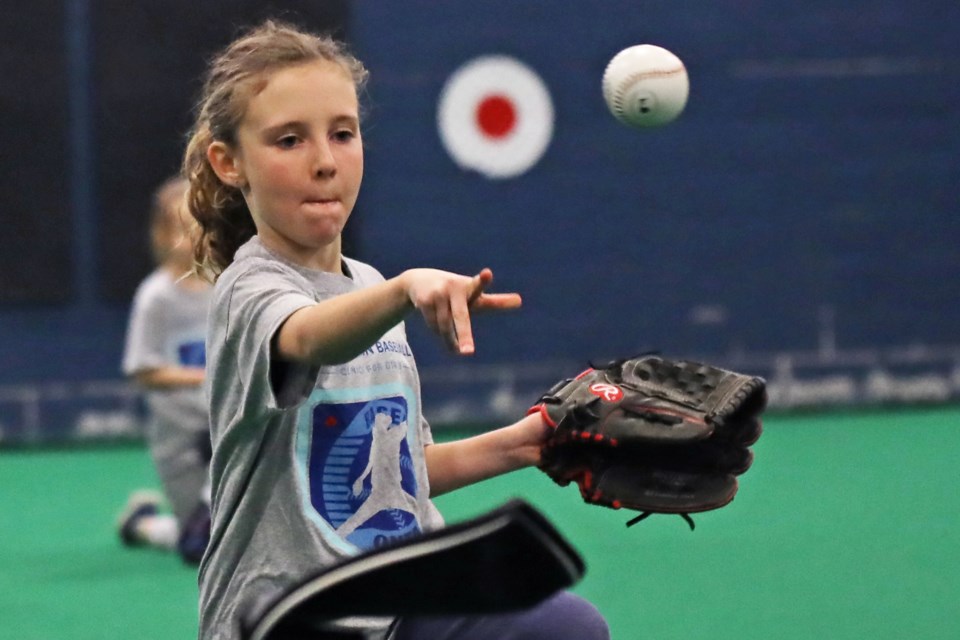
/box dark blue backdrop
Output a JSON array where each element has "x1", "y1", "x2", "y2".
[
  {"x1": 351, "y1": 0, "x2": 960, "y2": 366},
  {"x1": 1, "y1": 1, "x2": 958, "y2": 441}
]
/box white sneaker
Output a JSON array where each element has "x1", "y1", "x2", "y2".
[{"x1": 117, "y1": 489, "x2": 164, "y2": 546}]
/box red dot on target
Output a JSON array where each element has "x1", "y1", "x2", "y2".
[
  {"x1": 325, "y1": 416, "x2": 338, "y2": 427},
  {"x1": 475, "y1": 94, "x2": 516, "y2": 139}
]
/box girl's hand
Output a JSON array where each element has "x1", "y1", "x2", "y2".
[
  {"x1": 403, "y1": 267, "x2": 522, "y2": 354},
  {"x1": 512, "y1": 411, "x2": 553, "y2": 467}
]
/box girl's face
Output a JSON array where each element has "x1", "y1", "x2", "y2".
[{"x1": 213, "y1": 60, "x2": 363, "y2": 270}]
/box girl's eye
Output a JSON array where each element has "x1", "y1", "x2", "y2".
[
  {"x1": 333, "y1": 130, "x2": 356, "y2": 143},
  {"x1": 276, "y1": 135, "x2": 300, "y2": 148}
]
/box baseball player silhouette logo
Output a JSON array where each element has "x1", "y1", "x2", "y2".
[{"x1": 308, "y1": 397, "x2": 421, "y2": 549}]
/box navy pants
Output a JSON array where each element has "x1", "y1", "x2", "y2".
[{"x1": 392, "y1": 591, "x2": 610, "y2": 640}]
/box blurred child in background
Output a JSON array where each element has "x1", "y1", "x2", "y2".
[{"x1": 116, "y1": 175, "x2": 212, "y2": 565}]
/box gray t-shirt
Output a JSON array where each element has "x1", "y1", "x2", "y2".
[
  {"x1": 199, "y1": 238, "x2": 444, "y2": 640},
  {"x1": 122, "y1": 268, "x2": 212, "y2": 523},
  {"x1": 123, "y1": 268, "x2": 210, "y2": 434}
]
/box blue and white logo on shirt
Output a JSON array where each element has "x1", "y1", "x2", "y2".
[
  {"x1": 302, "y1": 391, "x2": 422, "y2": 550},
  {"x1": 178, "y1": 340, "x2": 206, "y2": 367}
]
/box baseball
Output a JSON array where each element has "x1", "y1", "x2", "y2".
[{"x1": 602, "y1": 44, "x2": 689, "y2": 129}]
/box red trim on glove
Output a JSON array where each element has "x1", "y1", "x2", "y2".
[{"x1": 527, "y1": 403, "x2": 557, "y2": 428}]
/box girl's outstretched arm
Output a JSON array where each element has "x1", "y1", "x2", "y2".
[
  {"x1": 424, "y1": 412, "x2": 550, "y2": 497},
  {"x1": 275, "y1": 267, "x2": 521, "y2": 365}
]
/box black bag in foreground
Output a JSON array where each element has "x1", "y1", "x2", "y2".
[{"x1": 243, "y1": 499, "x2": 584, "y2": 640}]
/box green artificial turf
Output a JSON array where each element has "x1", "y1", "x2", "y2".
[{"x1": 2, "y1": 406, "x2": 958, "y2": 639}]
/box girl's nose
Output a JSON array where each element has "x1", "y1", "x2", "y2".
[{"x1": 313, "y1": 141, "x2": 337, "y2": 177}]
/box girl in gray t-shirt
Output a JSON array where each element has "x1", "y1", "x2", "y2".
[{"x1": 182, "y1": 20, "x2": 608, "y2": 640}]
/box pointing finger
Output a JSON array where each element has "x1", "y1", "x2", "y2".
[
  {"x1": 472, "y1": 292, "x2": 523, "y2": 311},
  {"x1": 451, "y1": 292, "x2": 475, "y2": 355}
]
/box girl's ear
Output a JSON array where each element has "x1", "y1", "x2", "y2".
[{"x1": 206, "y1": 141, "x2": 247, "y2": 189}]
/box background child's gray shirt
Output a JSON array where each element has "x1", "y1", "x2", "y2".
[
  {"x1": 199, "y1": 237, "x2": 444, "y2": 640},
  {"x1": 122, "y1": 268, "x2": 211, "y2": 524}
]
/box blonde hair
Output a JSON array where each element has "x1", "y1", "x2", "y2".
[
  {"x1": 149, "y1": 175, "x2": 191, "y2": 265},
  {"x1": 182, "y1": 19, "x2": 368, "y2": 279}
]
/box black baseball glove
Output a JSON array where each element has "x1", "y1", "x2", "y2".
[{"x1": 529, "y1": 355, "x2": 767, "y2": 529}]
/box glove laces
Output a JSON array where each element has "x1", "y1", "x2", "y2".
[{"x1": 626, "y1": 511, "x2": 696, "y2": 531}]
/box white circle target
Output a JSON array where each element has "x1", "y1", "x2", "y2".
[{"x1": 437, "y1": 55, "x2": 554, "y2": 179}]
